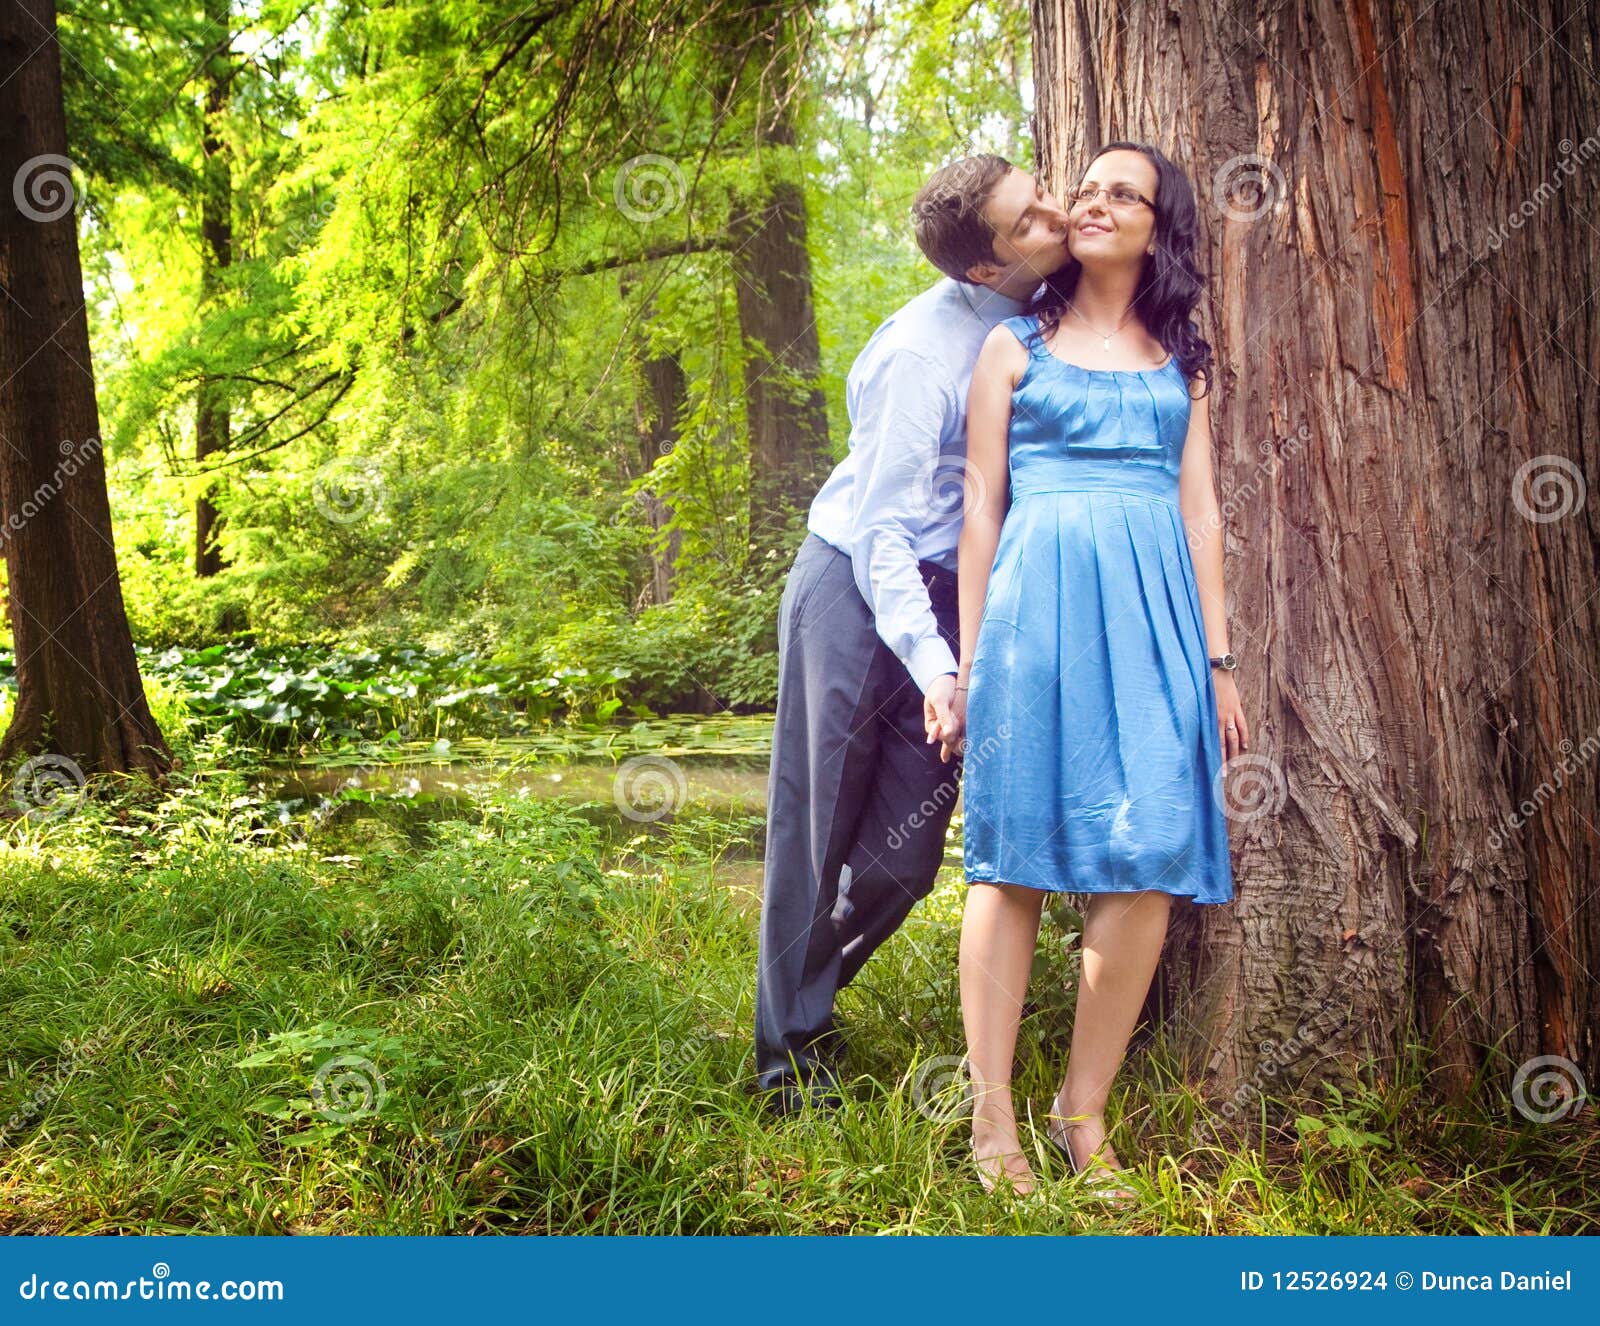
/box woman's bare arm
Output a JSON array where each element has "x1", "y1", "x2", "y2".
[{"x1": 1177, "y1": 375, "x2": 1250, "y2": 759}]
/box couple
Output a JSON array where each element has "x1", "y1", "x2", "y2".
[{"x1": 753, "y1": 143, "x2": 1246, "y2": 1200}]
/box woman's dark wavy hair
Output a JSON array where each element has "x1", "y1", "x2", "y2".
[{"x1": 1026, "y1": 141, "x2": 1214, "y2": 395}]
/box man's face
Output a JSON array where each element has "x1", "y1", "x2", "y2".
[{"x1": 966, "y1": 168, "x2": 1073, "y2": 285}]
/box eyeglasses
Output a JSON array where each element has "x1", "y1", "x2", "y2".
[{"x1": 1070, "y1": 185, "x2": 1154, "y2": 209}]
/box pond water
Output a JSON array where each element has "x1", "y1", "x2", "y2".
[
  {"x1": 256, "y1": 713, "x2": 966, "y2": 913},
  {"x1": 271, "y1": 757, "x2": 772, "y2": 815},
  {"x1": 261, "y1": 713, "x2": 778, "y2": 817}
]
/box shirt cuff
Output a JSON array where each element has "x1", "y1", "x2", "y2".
[{"x1": 906, "y1": 636, "x2": 959, "y2": 694}]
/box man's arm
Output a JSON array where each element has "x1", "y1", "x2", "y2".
[{"x1": 845, "y1": 347, "x2": 960, "y2": 693}]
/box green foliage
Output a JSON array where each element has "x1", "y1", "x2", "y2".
[
  {"x1": 62, "y1": 1, "x2": 1034, "y2": 719},
  {"x1": 0, "y1": 752, "x2": 1592, "y2": 1233}
]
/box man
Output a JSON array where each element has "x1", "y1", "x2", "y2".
[{"x1": 754, "y1": 154, "x2": 1075, "y2": 1113}]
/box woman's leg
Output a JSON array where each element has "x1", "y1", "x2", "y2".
[
  {"x1": 960, "y1": 880, "x2": 1047, "y2": 1189},
  {"x1": 1051, "y1": 890, "x2": 1172, "y2": 1170}
]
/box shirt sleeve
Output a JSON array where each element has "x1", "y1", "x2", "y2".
[{"x1": 844, "y1": 347, "x2": 960, "y2": 693}]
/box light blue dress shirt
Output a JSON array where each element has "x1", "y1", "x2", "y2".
[{"x1": 807, "y1": 276, "x2": 1032, "y2": 693}]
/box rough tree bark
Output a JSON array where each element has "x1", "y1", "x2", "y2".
[
  {"x1": 718, "y1": 2, "x2": 832, "y2": 555},
  {"x1": 1033, "y1": 0, "x2": 1599, "y2": 1115},
  {"x1": 0, "y1": 0, "x2": 171, "y2": 778},
  {"x1": 195, "y1": 0, "x2": 233, "y2": 579},
  {"x1": 635, "y1": 348, "x2": 686, "y2": 608}
]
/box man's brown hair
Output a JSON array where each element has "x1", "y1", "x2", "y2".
[{"x1": 911, "y1": 154, "x2": 1016, "y2": 283}]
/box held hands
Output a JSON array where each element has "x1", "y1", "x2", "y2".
[
  {"x1": 929, "y1": 667, "x2": 1249, "y2": 763},
  {"x1": 922, "y1": 673, "x2": 964, "y2": 764},
  {"x1": 942, "y1": 685, "x2": 967, "y2": 763},
  {"x1": 1214, "y1": 670, "x2": 1249, "y2": 762},
  {"x1": 923, "y1": 673, "x2": 966, "y2": 764}
]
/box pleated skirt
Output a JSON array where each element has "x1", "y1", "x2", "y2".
[{"x1": 960, "y1": 488, "x2": 1235, "y2": 902}]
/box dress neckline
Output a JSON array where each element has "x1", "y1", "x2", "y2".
[{"x1": 1025, "y1": 312, "x2": 1174, "y2": 376}]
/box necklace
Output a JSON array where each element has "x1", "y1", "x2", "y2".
[{"x1": 1065, "y1": 300, "x2": 1133, "y2": 353}]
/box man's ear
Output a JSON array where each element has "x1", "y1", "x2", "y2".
[{"x1": 963, "y1": 259, "x2": 1004, "y2": 285}]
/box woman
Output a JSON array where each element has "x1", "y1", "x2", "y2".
[{"x1": 944, "y1": 142, "x2": 1247, "y2": 1198}]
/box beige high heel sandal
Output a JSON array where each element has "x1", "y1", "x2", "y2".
[{"x1": 1043, "y1": 1096, "x2": 1139, "y2": 1207}]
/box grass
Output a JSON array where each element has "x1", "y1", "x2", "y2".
[{"x1": 0, "y1": 741, "x2": 1593, "y2": 1234}]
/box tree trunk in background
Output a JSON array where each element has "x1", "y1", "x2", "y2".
[
  {"x1": 636, "y1": 349, "x2": 686, "y2": 607},
  {"x1": 194, "y1": 0, "x2": 232, "y2": 578},
  {"x1": 0, "y1": 0, "x2": 171, "y2": 778},
  {"x1": 1033, "y1": 0, "x2": 1599, "y2": 1116},
  {"x1": 618, "y1": 273, "x2": 685, "y2": 608},
  {"x1": 721, "y1": 3, "x2": 831, "y2": 555}
]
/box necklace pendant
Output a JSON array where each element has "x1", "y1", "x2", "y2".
[{"x1": 1102, "y1": 335, "x2": 1112, "y2": 351}]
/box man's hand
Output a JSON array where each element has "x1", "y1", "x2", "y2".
[
  {"x1": 940, "y1": 685, "x2": 967, "y2": 763},
  {"x1": 923, "y1": 673, "x2": 959, "y2": 763},
  {"x1": 924, "y1": 673, "x2": 968, "y2": 764}
]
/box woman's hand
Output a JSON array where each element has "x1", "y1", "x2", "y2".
[
  {"x1": 938, "y1": 685, "x2": 968, "y2": 763},
  {"x1": 1214, "y1": 670, "x2": 1249, "y2": 762}
]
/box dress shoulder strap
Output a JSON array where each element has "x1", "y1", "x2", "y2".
[{"x1": 999, "y1": 312, "x2": 1045, "y2": 358}]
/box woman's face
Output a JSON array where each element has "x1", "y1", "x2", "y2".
[{"x1": 1066, "y1": 150, "x2": 1159, "y2": 266}]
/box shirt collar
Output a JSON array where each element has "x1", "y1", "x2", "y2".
[{"x1": 956, "y1": 277, "x2": 1036, "y2": 323}]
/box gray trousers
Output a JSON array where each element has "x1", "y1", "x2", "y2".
[{"x1": 754, "y1": 532, "x2": 963, "y2": 1093}]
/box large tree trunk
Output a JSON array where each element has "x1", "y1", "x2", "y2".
[
  {"x1": 635, "y1": 348, "x2": 685, "y2": 608},
  {"x1": 0, "y1": 0, "x2": 171, "y2": 779},
  {"x1": 1034, "y1": 0, "x2": 1599, "y2": 1115},
  {"x1": 194, "y1": 0, "x2": 233, "y2": 579},
  {"x1": 720, "y1": 3, "x2": 831, "y2": 555}
]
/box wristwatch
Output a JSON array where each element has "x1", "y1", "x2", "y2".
[{"x1": 1209, "y1": 652, "x2": 1238, "y2": 671}]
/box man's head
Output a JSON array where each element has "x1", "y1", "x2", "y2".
[{"x1": 912, "y1": 155, "x2": 1073, "y2": 295}]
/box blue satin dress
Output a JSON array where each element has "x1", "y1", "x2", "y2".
[{"x1": 960, "y1": 313, "x2": 1234, "y2": 903}]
